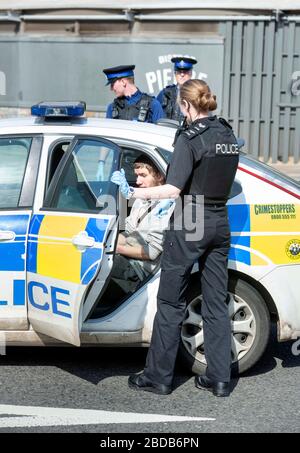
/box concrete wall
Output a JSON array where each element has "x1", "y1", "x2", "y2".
[{"x1": 0, "y1": 12, "x2": 299, "y2": 162}]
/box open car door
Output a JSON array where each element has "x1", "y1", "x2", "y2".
[
  {"x1": 27, "y1": 136, "x2": 121, "y2": 346},
  {"x1": 0, "y1": 135, "x2": 42, "y2": 330}
]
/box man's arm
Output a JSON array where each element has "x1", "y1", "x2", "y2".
[
  {"x1": 116, "y1": 242, "x2": 150, "y2": 260},
  {"x1": 117, "y1": 233, "x2": 127, "y2": 246}
]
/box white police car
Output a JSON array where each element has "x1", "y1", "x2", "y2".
[{"x1": 0, "y1": 102, "x2": 299, "y2": 375}]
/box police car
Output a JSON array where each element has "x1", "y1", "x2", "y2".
[{"x1": 0, "y1": 101, "x2": 299, "y2": 375}]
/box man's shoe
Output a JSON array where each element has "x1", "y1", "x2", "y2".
[
  {"x1": 128, "y1": 373, "x2": 172, "y2": 395},
  {"x1": 195, "y1": 375, "x2": 230, "y2": 397}
]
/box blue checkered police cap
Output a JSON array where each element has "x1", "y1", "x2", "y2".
[
  {"x1": 171, "y1": 56, "x2": 197, "y2": 71},
  {"x1": 103, "y1": 65, "x2": 135, "y2": 85}
]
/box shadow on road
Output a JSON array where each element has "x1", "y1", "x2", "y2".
[
  {"x1": 0, "y1": 345, "x2": 192, "y2": 387},
  {"x1": 1, "y1": 322, "x2": 299, "y2": 388},
  {"x1": 241, "y1": 324, "x2": 300, "y2": 379}
]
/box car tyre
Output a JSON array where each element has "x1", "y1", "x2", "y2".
[{"x1": 179, "y1": 277, "x2": 271, "y2": 376}]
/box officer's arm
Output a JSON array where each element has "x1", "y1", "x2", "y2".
[
  {"x1": 156, "y1": 90, "x2": 164, "y2": 103},
  {"x1": 132, "y1": 183, "x2": 181, "y2": 200},
  {"x1": 151, "y1": 99, "x2": 165, "y2": 122},
  {"x1": 106, "y1": 103, "x2": 113, "y2": 118}
]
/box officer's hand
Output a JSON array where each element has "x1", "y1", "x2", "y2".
[
  {"x1": 154, "y1": 199, "x2": 175, "y2": 218},
  {"x1": 111, "y1": 169, "x2": 134, "y2": 199}
]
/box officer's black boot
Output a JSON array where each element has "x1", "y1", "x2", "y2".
[
  {"x1": 128, "y1": 373, "x2": 172, "y2": 395},
  {"x1": 194, "y1": 375, "x2": 230, "y2": 397}
]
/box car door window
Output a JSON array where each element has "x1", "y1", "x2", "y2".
[
  {"x1": 121, "y1": 148, "x2": 140, "y2": 186},
  {"x1": 0, "y1": 137, "x2": 31, "y2": 208},
  {"x1": 121, "y1": 146, "x2": 165, "y2": 186},
  {"x1": 46, "y1": 138, "x2": 120, "y2": 213},
  {"x1": 47, "y1": 140, "x2": 71, "y2": 188}
]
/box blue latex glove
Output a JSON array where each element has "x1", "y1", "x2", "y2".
[
  {"x1": 111, "y1": 168, "x2": 134, "y2": 199},
  {"x1": 154, "y1": 199, "x2": 175, "y2": 218}
]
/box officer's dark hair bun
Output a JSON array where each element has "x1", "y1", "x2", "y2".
[{"x1": 179, "y1": 79, "x2": 217, "y2": 112}]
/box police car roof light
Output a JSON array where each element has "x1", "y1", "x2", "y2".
[{"x1": 31, "y1": 101, "x2": 86, "y2": 118}]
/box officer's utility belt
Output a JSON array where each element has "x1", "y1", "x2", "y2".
[
  {"x1": 204, "y1": 202, "x2": 226, "y2": 207},
  {"x1": 187, "y1": 194, "x2": 226, "y2": 207},
  {"x1": 204, "y1": 204, "x2": 227, "y2": 210}
]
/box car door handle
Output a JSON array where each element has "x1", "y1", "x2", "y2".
[
  {"x1": 0, "y1": 230, "x2": 15, "y2": 241},
  {"x1": 72, "y1": 232, "x2": 95, "y2": 250}
]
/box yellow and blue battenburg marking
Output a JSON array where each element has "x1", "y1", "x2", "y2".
[
  {"x1": 0, "y1": 214, "x2": 29, "y2": 306},
  {"x1": 0, "y1": 215, "x2": 29, "y2": 271},
  {"x1": 228, "y1": 204, "x2": 251, "y2": 265},
  {"x1": 228, "y1": 204, "x2": 300, "y2": 265},
  {"x1": 27, "y1": 214, "x2": 109, "y2": 284}
]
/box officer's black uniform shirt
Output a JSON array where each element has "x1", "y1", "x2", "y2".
[{"x1": 166, "y1": 116, "x2": 239, "y2": 204}]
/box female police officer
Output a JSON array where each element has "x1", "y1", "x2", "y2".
[{"x1": 111, "y1": 80, "x2": 239, "y2": 397}]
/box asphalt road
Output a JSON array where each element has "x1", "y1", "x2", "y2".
[{"x1": 0, "y1": 325, "x2": 299, "y2": 434}]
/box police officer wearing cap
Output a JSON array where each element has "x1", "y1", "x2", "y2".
[
  {"x1": 111, "y1": 79, "x2": 239, "y2": 397},
  {"x1": 157, "y1": 56, "x2": 197, "y2": 122},
  {"x1": 103, "y1": 65, "x2": 164, "y2": 123}
]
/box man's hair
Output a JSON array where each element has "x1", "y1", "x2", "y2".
[
  {"x1": 133, "y1": 155, "x2": 165, "y2": 183},
  {"x1": 124, "y1": 76, "x2": 135, "y2": 85}
]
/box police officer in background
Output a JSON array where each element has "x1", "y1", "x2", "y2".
[
  {"x1": 103, "y1": 65, "x2": 164, "y2": 123},
  {"x1": 156, "y1": 56, "x2": 197, "y2": 122},
  {"x1": 111, "y1": 79, "x2": 239, "y2": 397}
]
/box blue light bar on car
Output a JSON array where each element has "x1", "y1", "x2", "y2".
[{"x1": 31, "y1": 101, "x2": 86, "y2": 117}]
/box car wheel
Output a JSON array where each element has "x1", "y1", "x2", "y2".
[{"x1": 179, "y1": 277, "x2": 271, "y2": 375}]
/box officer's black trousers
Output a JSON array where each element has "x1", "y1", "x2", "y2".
[{"x1": 143, "y1": 206, "x2": 232, "y2": 386}]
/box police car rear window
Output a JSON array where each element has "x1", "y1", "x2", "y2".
[
  {"x1": 0, "y1": 137, "x2": 31, "y2": 209},
  {"x1": 240, "y1": 153, "x2": 300, "y2": 194}
]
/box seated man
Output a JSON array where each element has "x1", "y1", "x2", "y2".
[{"x1": 110, "y1": 155, "x2": 174, "y2": 295}]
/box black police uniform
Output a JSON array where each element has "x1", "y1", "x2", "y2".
[
  {"x1": 157, "y1": 84, "x2": 182, "y2": 121},
  {"x1": 143, "y1": 115, "x2": 239, "y2": 387},
  {"x1": 157, "y1": 56, "x2": 197, "y2": 122}
]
